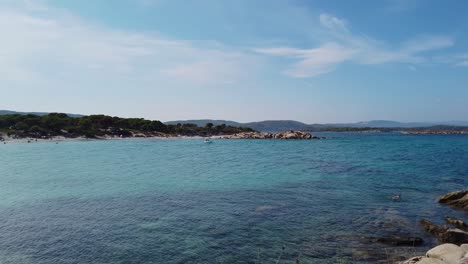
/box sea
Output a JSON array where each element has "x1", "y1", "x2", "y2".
[{"x1": 0, "y1": 133, "x2": 467, "y2": 263}]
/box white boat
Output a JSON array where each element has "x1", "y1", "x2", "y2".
[{"x1": 204, "y1": 138, "x2": 212, "y2": 143}]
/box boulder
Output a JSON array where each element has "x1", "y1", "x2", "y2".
[
  {"x1": 438, "y1": 190, "x2": 468, "y2": 210},
  {"x1": 421, "y1": 219, "x2": 449, "y2": 236},
  {"x1": 440, "y1": 229, "x2": 468, "y2": 245},
  {"x1": 460, "y1": 244, "x2": 468, "y2": 252},
  {"x1": 273, "y1": 131, "x2": 314, "y2": 140},
  {"x1": 426, "y1": 243, "x2": 465, "y2": 264},
  {"x1": 445, "y1": 217, "x2": 468, "y2": 231},
  {"x1": 421, "y1": 219, "x2": 468, "y2": 245}
]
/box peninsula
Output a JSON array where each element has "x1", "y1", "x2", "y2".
[
  {"x1": 0, "y1": 113, "x2": 254, "y2": 140},
  {"x1": 0, "y1": 113, "x2": 318, "y2": 141}
]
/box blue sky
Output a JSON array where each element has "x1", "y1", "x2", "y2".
[{"x1": 1, "y1": 0, "x2": 467, "y2": 123}]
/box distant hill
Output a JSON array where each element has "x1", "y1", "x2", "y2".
[
  {"x1": 243, "y1": 120, "x2": 312, "y2": 132},
  {"x1": 328, "y1": 120, "x2": 468, "y2": 128},
  {"x1": 0, "y1": 110, "x2": 83, "y2": 118},
  {"x1": 165, "y1": 119, "x2": 468, "y2": 132},
  {"x1": 0, "y1": 113, "x2": 253, "y2": 139},
  {"x1": 4, "y1": 111, "x2": 468, "y2": 131},
  {"x1": 165, "y1": 119, "x2": 242, "y2": 127},
  {"x1": 165, "y1": 119, "x2": 313, "y2": 132}
]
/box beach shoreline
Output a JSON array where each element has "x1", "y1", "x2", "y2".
[
  {"x1": 0, "y1": 134, "x2": 235, "y2": 144},
  {"x1": 0, "y1": 130, "x2": 321, "y2": 143}
]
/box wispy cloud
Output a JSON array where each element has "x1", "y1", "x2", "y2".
[
  {"x1": 256, "y1": 43, "x2": 356, "y2": 77},
  {"x1": 255, "y1": 13, "x2": 454, "y2": 77},
  {"x1": 0, "y1": 1, "x2": 257, "y2": 86},
  {"x1": 454, "y1": 54, "x2": 468, "y2": 67},
  {"x1": 434, "y1": 53, "x2": 468, "y2": 67},
  {"x1": 319, "y1": 14, "x2": 349, "y2": 33}
]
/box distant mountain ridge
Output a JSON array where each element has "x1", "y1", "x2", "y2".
[
  {"x1": 0, "y1": 110, "x2": 83, "y2": 118},
  {"x1": 165, "y1": 119, "x2": 314, "y2": 132},
  {"x1": 332, "y1": 120, "x2": 468, "y2": 128},
  {"x1": 166, "y1": 119, "x2": 468, "y2": 132},
  {"x1": 165, "y1": 119, "x2": 242, "y2": 127},
  {"x1": 2, "y1": 110, "x2": 467, "y2": 132}
]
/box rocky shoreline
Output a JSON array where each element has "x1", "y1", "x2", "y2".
[
  {"x1": 400, "y1": 244, "x2": 468, "y2": 264},
  {"x1": 399, "y1": 190, "x2": 468, "y2": 263},
  {"x1": 221, "y1": 130, "x2": 323, "y2": 140},
  {"x1": 0, "y1": 130, "x2": 322, "y2": 143}
]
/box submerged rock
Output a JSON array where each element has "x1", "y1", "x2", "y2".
[
  {"x1": 440, "y1": 229, "x2": 468, "y2": 245},
  {"x1": 376, "y1": 236, "x2": 423, "y2": 246},
  {"x1": 420, "y1": 219, "x2": 468, "y2": 245},
  {"x1": 421, "y1": 219, "x2": 449, "y2": 236},
  {"x1": 445, "y1": 217, "x2": 468, "y2": 231}
]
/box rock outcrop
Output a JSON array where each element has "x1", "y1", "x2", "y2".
[
  {"x1": 446, "y1": 217, "x2": 468, "y2": 232},
  {"x1": 421, "y1": 219, "x2": 449, "y2": 237},
  {"x1": 420, "y1": 219, "x2": 468, "y2": 245},
  {"x1": 223, "y1": 130, "x2": 321, "y2": 140},
  {"x1": 402, "y1": 191, "x2": 468, "y2": 263},
  {"x1": 438, "y1": 190, "x2": 468, "y2": 210},
  {"x1": 399, "y1": 243, "x2": 468, "y2": 264}
]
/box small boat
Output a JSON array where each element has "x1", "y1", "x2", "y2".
[
  {"x1": 392, "y1": 194, "x2": 401, "y2": 202},
  {"x1": 204, "y1": 138, "x2": 212, "y2": 144}
]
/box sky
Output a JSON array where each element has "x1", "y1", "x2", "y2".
[{"x1": 1, "y1": 0, "x2": 468, "y2": 123}]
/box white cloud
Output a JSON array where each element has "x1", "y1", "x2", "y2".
[
  {"x1": 256, "y1": 43, "x2": 356, "y2": 77},
  {"x1": 402, "y1": 35, "x2": 454, "y2": 53},
  {"x1": 432, "y1": 53, "x2": 468, "y2": 67},
  {"x1": 255, "y1": 13, "x2": 455, "y2": 77},
  {"x1": 0, "y1": 2, "x2": 257, "y2": 87},
  {"x1": 319, "y1": 14, "x2": 349, "y2": 33},
  {"x1": 455, "y1": 54, "x2": 468, "y2": 67}
]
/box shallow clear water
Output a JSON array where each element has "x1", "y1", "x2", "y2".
[{"x1": 0, "y1": 133, "x2": 467, "y2": 263}]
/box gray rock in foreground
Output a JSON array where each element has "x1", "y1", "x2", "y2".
[{"x1": 399, "y1": 243, "x2": 468, "y2": 264}]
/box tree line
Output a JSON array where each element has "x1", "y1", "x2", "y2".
[{"x1": 0, "y1": 113, "x2": 254, "y2": 138}]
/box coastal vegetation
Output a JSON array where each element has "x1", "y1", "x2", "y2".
[
  {"x1": 0, "y1": 113, "x2": 254, "y2": 139},
  {"x1": 1, "y1": 112, "x2": 467, "y2": 140}
]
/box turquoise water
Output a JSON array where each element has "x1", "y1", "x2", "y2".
[{"x1": 0, "y1": 133, "x2": 467, "y2": 263}]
